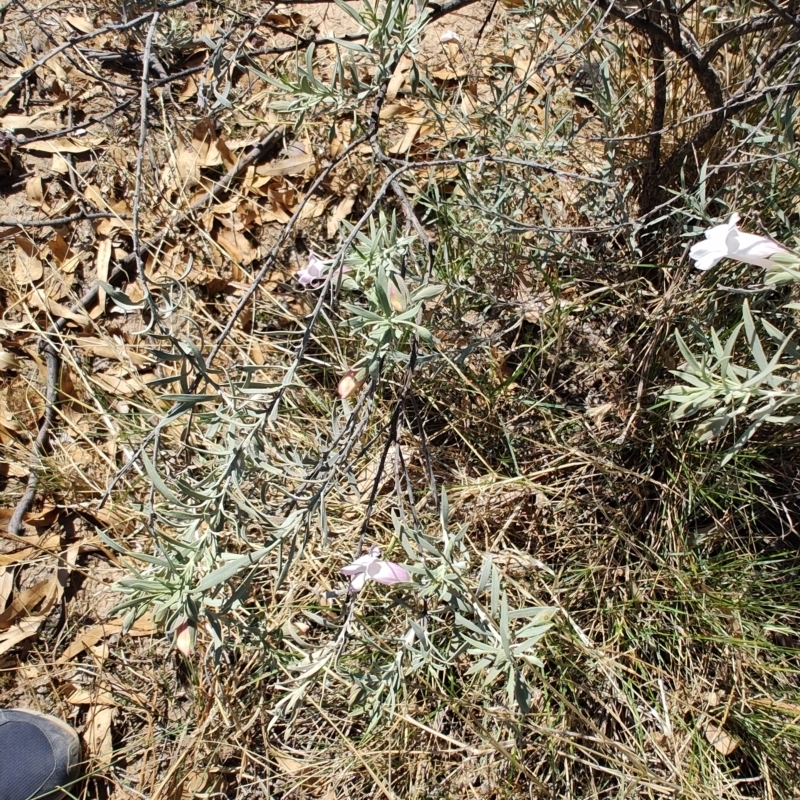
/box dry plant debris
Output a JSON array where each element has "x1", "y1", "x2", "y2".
[{"x1": 2, "y1": 0, "x2": 800, "y2": 798}]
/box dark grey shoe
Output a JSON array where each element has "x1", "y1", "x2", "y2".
[{"x1": 0, "y1": 709, "x2": 81, "y2": 800}]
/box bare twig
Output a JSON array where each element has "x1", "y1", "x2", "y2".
[
  {"x1": 131, "y1": 12, "x2": 161, "y2": 324},
  {"x1": 0, "y1": 211, "x2": 131, "y2": 228},
  {"x1": 474, "y1": 0, "x2": 498, "y2": 45},
  {"x1": 427, "y1": 0, "x2": 481, "y2": 21},
  {"x1": 639, "y1": 12, "x2": 668, "y2": 216},
  {"x1": 381, "y1": 153, "x2": 615, "y2": 185},
  {"x1": 701, "y1": 13, "x2": 785, "y2": 65}
]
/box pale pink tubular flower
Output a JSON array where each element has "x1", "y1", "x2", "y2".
[
  {"x1": 296, "y1": 251, "x2": 329, "y2": 287},
  {"x1": 174, "y1": 617, "x2": 196, "y2": 657},
  {"x1": 337, "y1": 365, "x2": 368, "y2": 400},
  {"x1": 340, "y1": 545, "x2": 411, "y2": 593},
  {"x1": 296, "y1": 251, "x2": 350, "y2": 288},
  {"x1": 337, "y1": 370, "x2": 360, "y2": 399},
  {"x1": 689, "y1": 213, "x2": 790, "y2": 271}
]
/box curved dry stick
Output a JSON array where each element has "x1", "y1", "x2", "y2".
[{"x1": 7, "y1": 341, "x2": 59, "y2": 534}]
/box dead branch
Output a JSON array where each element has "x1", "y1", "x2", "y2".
[
  {"x1": 0, "y1": 212, "x2": 131, "y2": 228},
  {"x1": 131, "y1": 12, "x2": 162, "y2": 324}
]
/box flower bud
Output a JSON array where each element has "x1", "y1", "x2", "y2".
[
  {"x1": 388, "y1": 280, "x2": 407, "y2": 313},
  {"x1": 337, "y1": 367, "x2": 366, "y2": 399},
  {"x1": 174, "y1": 618, "x2": 196, "y2": 657},
  {"x1": 337, "y1": 369, "x2": 358, "y2": 400}
]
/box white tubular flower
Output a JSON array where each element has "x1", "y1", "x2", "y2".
[
  {"x1": 340, "y1": 545, "x2": 411, "y2": 593},
  {"x1": 689, "y1": 213, "x2": 790, "y2": 271}
]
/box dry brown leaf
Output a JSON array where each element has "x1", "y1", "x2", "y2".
[
  {"x1": 0, "y1": 462, "x2": 27, "y2": 478},
  {"x1": 95, "y1": 199, "x2": 132, "y2": 236},
  {"x1": 386, "y1": 55, "x2": 412, "y2": 103},
  {"x1": 148, "y1": 246, "x2": 192, "y2": 280},
  {"x1": 0, "y1": 225, "x2": 22, "y2": 240},
  {"x1": 329, "y1": 136, "x2": 344, "y2": 158},
  {"x1": 250, "y1": 341, "x2": 265, "y2": 365},
  {"x1": 430, "y1": 66, "x2": 469, "y2": 81},
  {"x1": 51, "y1": 153, "x2": 70, "y2": 174},
  {"x1": 107, "y1": 146, "x2": 129, "y2": 170},
  {"x1": 174, "y1": 146, "x2": 200, "y2": 185},
  {"x1": 74, "y1": 336, "x2": 150, "y2": 367},
  {"x1": 299, "y1": 196, "x2": 328, "y2": 220},
  {"x1": 207, "y1": 134, "x2": 236, "y2": 170},
  {"x1": 20, "y1": 137, "x2": 103, "y2": 154},
  {"x1": 83, "y1": 184, "x2": 106, "y2": 210},
  {"x1": 379, "y1": 102, "x2": 418, "y2": 121},
  {"x1": 0, "y1": 532, "x2": 61, "y2": 565},
  {"x1": 0, "y1": 346, "x2": 19, "y2": 371},
  {"x1": 255, "y1": 151, "x2": 315, "y2": 178},
  {"x1": 0, "y1": 568, "x2": 12, "y2": 611},
  {"x1": 491, "y1": 551, "x2": 553, "y2": 578},
  {"x1": 216, "y1": 228, "x2": 257, "y2": 265},
  {"x1": 66, "y1": 687, "x2": 116, "y2": 706},
  {"x1": 20, "y1": 506, "x2": 59, "y2": 528},
  {"x1": 14, "y1": 236, "x2": 44, "y2": 283},
  {"x1": 274, "y1": 754, "x2": 308, "y2": 774},
  {"x1": 78, "y1": 503, "x2": 136, "y2": 535},
  {"x1": 0, "y1": 112, "x2": 61, "y2": 133},
  {"x1": 48, "y1": 234, "x2": 81, "y2": 274},
  {"x1": 0, "y1": 396, "x2": 23, "y2": 435},
  {"x1": 0, "y1": 615, "x2": 46, "y2": 655},
  {"x1": 191, "y1": 119, "x2": 220, "y2": 167},
  {"x1": 14, "y1": 252, "x2": 44, "y2": 283},
  {"x1": 173, "y1": 119, "x2": 225, "y2": 183},
  {"x1": 388, "y1": 123, "x2": 421, "y2": 155},
  {"x1": 586, "y1": 402, "x2": 615, "y2": 427},
  {"x1": 327, "y1": 195, "x2": 355, "y2": 237},
  {"x1": 27, "y1": 293, "x2": 89, "y2": 326},
  {"x1": 57, "y1": 615, "x2": 156, "y2": 663},
  {"x1": 25, "y1": 177, "x2": 45, "y2": 208},
  {"x1": 48, "y1": 233, "x2": 71, "y2": 262},
  {"x1": 91, "y1": 370, "x2": 145, "y2": 397},
  {"x1": 264, "y1": 10, "x2": 305, "y2": 26},
  {"x1": 85, "y1": 704, "x2": 115, "y2": 762},
  {"x1": 64, "y1": 14, "x2": 95, "y2": 33},
  {"x1": 2, "y1": 546, "x2": 71, "y2": 625},
  {"x1": 461, "y1": 87, "x2": 479, "y2": 118},
  {"x1": 0, "y1": 580, "x2": 52, "y2": 630},
  {"x1": 178, "y1": 75, "x2": 198, "y2": 102},
  {"x1": 95, "y1": 238, "x2": 112, "y2": 313},
  {"x1": 704, "y1": 720, "x2": 739, "y2": 756}
]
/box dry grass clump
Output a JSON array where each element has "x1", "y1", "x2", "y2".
[{"x1": 2, "y1": 0, "x2": 800, "y2": 798}]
